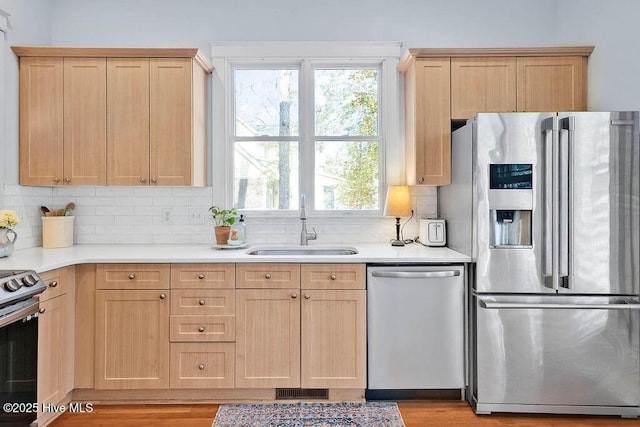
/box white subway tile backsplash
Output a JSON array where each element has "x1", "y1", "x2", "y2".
[{"x1": 2, "y1": 184, "x2": 437, "y2": 248}]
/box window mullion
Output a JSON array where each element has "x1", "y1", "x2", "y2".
[{"x1": 300, "y1": 59, "x2": 315, "y2": 212}]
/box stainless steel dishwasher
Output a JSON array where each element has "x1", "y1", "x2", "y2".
[{"x1": 367, "y1": 265, "x2": 465, "y2": 390}]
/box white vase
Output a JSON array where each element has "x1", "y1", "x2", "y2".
[{"x1": 0, "y1": 228, "x2": 17, "y2": 258}]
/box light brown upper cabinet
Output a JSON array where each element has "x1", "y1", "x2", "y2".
[
  {"x1": 402, "y1": 58, "x2": 451, "y2": 186},
  {"x1": 516, "y1": 56, "x2": 586, "y2": 112},
  {"x1": 451, "y1": 57, "x2": 517, "y2": 120},
  {"x1": 399, "y1": 46, "x2": 593, "y2": 186},
  {"x1": 18, "y1": 57, "x2": 64, "y2": 185},
  {"x1": 13, "y1": 47, "x2": 213, "y2": 187},
  {"x1": 107, "y1": 58, "x2": 150, "y2": 185}
]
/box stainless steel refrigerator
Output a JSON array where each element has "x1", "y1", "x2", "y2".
[{"x1": 439, "y1": 112, "x2": 640, "y2": 417}]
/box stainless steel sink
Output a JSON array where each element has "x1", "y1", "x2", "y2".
[{"x1": 246, "y1": 246, "x2": 359, "y2": 256}]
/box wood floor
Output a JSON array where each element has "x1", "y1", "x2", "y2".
[{"x1": 48, "y1": 401, "x2": 640, "y2": 427}]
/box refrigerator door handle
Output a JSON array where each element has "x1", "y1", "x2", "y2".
[
  {"x1": 478, "y1": 299, "x2": 640, "y2": 310},
  {"x1": 370, "y1": 270, "x2": 461, "y2": 279},
  {"x1": 542, "y1": 116, "x2": 559, "y2": 290},
  {"x1": 558, "y1": 117, "x2": 573, "y2": 288}
]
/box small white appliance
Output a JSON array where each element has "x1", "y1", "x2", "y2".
[{"x1": 419, "y1": 219, "x2": 446, "y2": 247}]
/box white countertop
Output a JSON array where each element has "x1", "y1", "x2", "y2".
[{"x1": 0, "y1": 243, "x2": 471, "y2": 272}]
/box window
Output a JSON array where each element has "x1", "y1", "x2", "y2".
[{"x1": 211, "y1": 42, "x2": 401, "y2": 214}]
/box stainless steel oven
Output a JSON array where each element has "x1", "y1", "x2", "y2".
[{"x1": 0, "y1": 271, "x2": 46, "y2": 427}]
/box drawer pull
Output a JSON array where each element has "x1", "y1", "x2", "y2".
[
  {"x1": 198, "y1": 363, "x2": 205, "y2": 370},
  {"x1": 199, "y1": 299, "x2": 206, "y2": 306},
  {"x1": 128, "y1": 274, "x2": 136, "y2": 280},
  {"x1": 198, "y1": 273, "x2": 205, "y2": 280},
  {"x1": 265, "y1": 273, "x2": 272, "y2": 279},
  {"x1": 159, "y1": 293, "x2": 166, "y2": 300},
  {"x1": 330, "y1": 274, "x2": 337, "y2": 280},
  {"x1": 291, "y1": 293, "x2": 298, "y2": 299},
  {"x1": 304, "y1": 294, "x2": 310, "y2": 299},
  {"x1": 198, "y1": 326, "x2": 205, "y2": 332},
  {"x1": 49, "y1": 281, "x2": 58, "y2": 288},
  {"x1": 39, "y1": 307, "x2": 46, "y2": 314}
]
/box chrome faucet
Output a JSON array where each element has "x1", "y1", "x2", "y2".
[{"x1": 300, "y1": 194, "x2": 317, "y2": 246}]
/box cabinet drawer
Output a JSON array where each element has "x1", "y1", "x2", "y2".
[
  {"x1": 171, "y1": 289, "x2": 235, "y2": 315},
  {"x1": 301, "y1": 264, "x2": 365, "y2": 290},
  {"x1": 236, "y1": 264, "x2": 300, "y2": 289},
  {"x1": 170, "y1": 315, "x2": 235, "y2": 342},
  {"x1": 170, "y1": 263, "x2": 235, "y2": 289},
  {"x1": 170, "y1": 342, "x2": 234, "y2": 389},
  {"x1": 39, "y1": 266, "x2": 74, "y2": 301},
  {"x1": 96, "y1": 264, "x2": 170, "y2": 290}
]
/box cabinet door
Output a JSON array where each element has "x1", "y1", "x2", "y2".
[
  {"x1": 235, "y1": 289, "x2": 300, "y2": 388},
  {"x1": 19, "y1": 57, "x2": 64, "y2": 186},
  {"x1": 301, "y1": 290, "x2": 366, "y2": 388},
  {"x1": 451, "y1": 57, "x2": 517, "y2": 120},
  {"x1": 408, "y1": 58, "x2": 451, "y2": 186},
  {"x1": 516, "y1": 56, "x2": 586, "y2": 112},
  {"x1": 94, "y1": 289, "x2": 170, "y2": 389},
  {"x1": 38, "y1": 293, "x2": 73, "y2": 417},
  {"x1": 64, "y1": 58, "x2": 107, "y2": 185},
  {"x1": 106, "y1": 58, "x2": 150, "y2": 185},
  {"x1": 149, "y1": 58, "x2": 192, "y2": 186}
]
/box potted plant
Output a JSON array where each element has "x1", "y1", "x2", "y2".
[{"x1": 209, "y1": 206, "x2": 238, "y2": 245}]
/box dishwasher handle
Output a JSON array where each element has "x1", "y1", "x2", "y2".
[{"x1": 370, "y1": 270, "x2": 460, "y2": 279}]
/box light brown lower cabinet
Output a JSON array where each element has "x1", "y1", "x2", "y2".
[
  {"x1": 301, "y1": 289, "x2": 366, "y2": 389},
  {"x1": 38, "y1": 267, "x2": 74, "y2": 422},
  {"x1": 169, "y1": 342, "x2": 235, "y2": 388},
  {"x1": 235, "y1": 289, "x2": 301, "y2": 388},
  {"x1": 94, "y1": 289, "x2": 170, "y2": 389},
  {"x1": 38, "y1": 293, "x2": 73, "y2": 418},
  {"x1": 236, "y1": 264, "x2": 367, "y2": 389}
]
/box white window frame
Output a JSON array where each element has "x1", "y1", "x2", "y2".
[{"x1": 210, "y1": 42, "x2": 402, "y2": 217}]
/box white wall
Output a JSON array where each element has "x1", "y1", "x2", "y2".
[{"x1": 556, "y1": 0, "x2": 640, "y2": 110}]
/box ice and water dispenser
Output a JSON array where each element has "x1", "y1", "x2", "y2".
[{"x1": 488, "y1": 164, "x2": 533, "y2": 248}]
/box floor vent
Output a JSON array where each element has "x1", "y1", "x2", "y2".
[{"x1": 276, "y1": 388, "x2": 329, "y2": 400}]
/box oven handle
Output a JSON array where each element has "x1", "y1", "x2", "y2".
[{"x1": 0, "y1": 299, "x2": 40, "y2": 329}]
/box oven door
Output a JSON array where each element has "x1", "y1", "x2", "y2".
[{"x1": 0, "y1": 299, "x2": 39, "y2": 427}]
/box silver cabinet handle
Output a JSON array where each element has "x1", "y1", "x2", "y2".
[
  {"x1": 198, "y1": 326, "x2": 205, "y2": 332},
  {"x1": 53, "y1": 177, "x2": 60, "y2": 183},
  {"x1": 49, "y1": 281, "x2": 58, "y2": 288},
  {"x1": 418, "y1": 177, "x2": 425, "y2": 183},
  {"x1": 330, "y1": 274, "x2": 337, "y2": 281},
  {"x1": 39, "y1": 307, "x2": 46, "y2": 314},
  {"x1": 304, "y1": 294, "x2": 310, "y2": 300},
  {"x1": 199, "y1": 299, "x2": 206, "y2": 306},
  {"x1": 140, "y1": 177, "x2": 146, "y2": 183},
  {"x1": 198, "y1": 363, "x2": 205, "y2": 370},
  {"x1": 151, "y1": 178, "x2": 157, "y2": 183},
  {"x1": 198, "y1": 273, "x2": 205, "y2": 280},
  {"x1": 371, "y1": 270, "x2": 460, "y2": 279},
  {"x1": 291, "y1": 293, "x2": 297, "y2": 299},
  {"x1": 63, "y1": 177, "x2": 71, "y2": 183},
  {"x1": 128, "y1": 274, "x2": 135, "y2": 280},
  {"x1": 265, "y1": 273, "x2": 272, "y2": 279},
  {"x1": 159, "y1": 293, "x2": 166, "y2": 299},
  {"x1": 479, "y1": 300, "x2": 640, "y2": 310}
]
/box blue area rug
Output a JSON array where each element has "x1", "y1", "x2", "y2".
[{"x1": 212, "y1": 402, "x2": 405, "y2": 427}]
